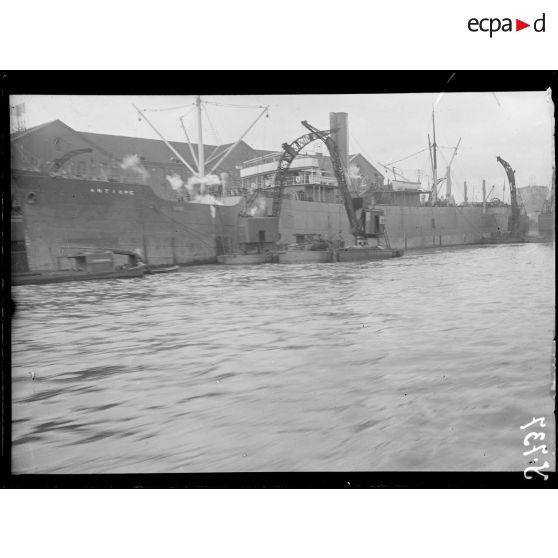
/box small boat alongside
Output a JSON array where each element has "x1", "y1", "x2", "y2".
[
  {"x1": 278, "y1": 235, "x2": 404, "y2": 264},
  {"x1": 217, "y1": 252, "x2": 278, "y2": 265},
  {"x1": 278, "y1": 235, "x2": 334, "y2": 264},
  {"x1": 334, "y1": 245, "x2": 404, "y2": 262},
  {"x1": 217, "y1": 253, "x2": 266, "y2": 265},
  {"x1": 146, "y1": 264, "x2": 180, "y2": 274},
  {"x1": 12, "y1": 248, "x2": 147, "y2": 286},
  {"x1": 279, "y1": 248, "x2": 330, "y2": 264}
]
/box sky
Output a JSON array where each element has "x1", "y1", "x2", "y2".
[{"x1": 11, "y1": 92, "x2": 555, "y2": 203}]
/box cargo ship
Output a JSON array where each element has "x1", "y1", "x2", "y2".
[
  {"x1": 242, "y1": 111, "x2": 516, "y2": 250},
  {"x1": 11, "y1": 99, "x2": 520, "y2": 273},
  {"x1": 10, "y1": 97, "x2": 278, "y2": 272}
]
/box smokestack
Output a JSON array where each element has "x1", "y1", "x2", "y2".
[
  {"x1": 329, "y1": 112, "x2": 349, "y2": 173},
  {"x1": 482, "y1": 179, "x2": 486, "y2": 213},
  {"x1": 464, "y1": 181, "x2": 468, "y2": 205}
]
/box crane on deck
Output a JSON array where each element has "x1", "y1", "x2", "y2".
[
  {"x1": 300, "y1": 120, "x2": 364, "y2": 240},
  {"x1": 267, "y1": 120, "x2": 390, "y2": 248},
  {"x1": 49, "y1": 148, "x2": 93, "y2": 174},
  {"x1": 496, "y1": 155, "x2": 523, "y2": 239}
]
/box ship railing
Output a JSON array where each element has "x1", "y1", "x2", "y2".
[
  {"x1": 57, "y1": 246, "x2": 142, "y2": 258},
  {"x1": 244, "y1": 176, "x2": 338, "y2": 189},
  {"x1": 240, "y1": 151, "x2": 323, "y2": 169}
]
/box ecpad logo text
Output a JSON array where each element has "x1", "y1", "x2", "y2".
[{"x1": 468, "y1": 13, "x2": 545, "y2": 37}]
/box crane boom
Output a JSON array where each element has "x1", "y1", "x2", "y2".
[
  {"x1": 267, "y1": 120, "x2": 367, "y2": 241},
  {"x1": 50, "y1": 148, "x2": 93, "y2": 173},
  {"x1": 496, "y1": 155, "x2": 521, "y2": 238},
  {"x1": 300, "y1": 121, "x2": 364, "y2": 238},
  {"x1": 269, "y1": 128, "x2": 330, "y2": 218}
]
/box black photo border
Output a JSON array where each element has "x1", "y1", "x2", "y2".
[{"x1": 1, "y1": 70, "x2": 556, "y2": 488}]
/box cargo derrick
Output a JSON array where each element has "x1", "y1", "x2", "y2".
[
  {"x1": 269, "y1": 121, "x2": 367, "y2": 243},
  {"x1": 260, "y1": 119, "x2": 391, "y2": 252},
  {"x1": 269, "y1": 127, "x2": 334, "y2": 219},
  {"x1": 496, "y1": 155, "x2": 522, "y2": 239},
  {"x1": 300, "y1": 121, "x2": 365, "y2": 241},
  {"x1": 50, "y1": 148, "x2": 93, "y2": 174},
  {"x1": 300, "y1": 121, "x2": 390, "y2": 248}
]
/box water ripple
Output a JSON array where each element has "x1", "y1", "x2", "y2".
[{"x1": 11, "y1": 243, "x2": 555, "y2": 473}]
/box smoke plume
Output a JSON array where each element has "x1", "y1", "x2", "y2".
[
  {"x1": 120, "y1": 154, "x2": 149, "y2": 181},
  {"x1": 249, "y1": 198, "x2": 267, "y2": 217},
  {"x1": 349, "y1": 164, "x2": 362, "y2": 179},
  {"x1": 166, "y1": 173, "x2": 184, "y2": 190}
]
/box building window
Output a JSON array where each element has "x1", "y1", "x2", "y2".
[{"x1": 77, "y1": 160, "x2": 86, "y2": 176}]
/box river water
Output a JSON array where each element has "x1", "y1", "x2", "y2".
[{"x1": 11, "y1": 243, "x2": 556, "y2": 473}]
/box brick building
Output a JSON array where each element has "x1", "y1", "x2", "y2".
[{"x1": 11, "y1": 119, "x2": 259, "y2": 200}]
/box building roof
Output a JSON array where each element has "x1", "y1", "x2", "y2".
[
  {"x1": 11, "y1": 119, "x2": 384, "y2": 178},
  {"x1": 11, "y1": 119, "x2": 260, "y2": 173},
  {"x1": 11, "y1": 119, "x2": 116, "y2": 159},
  {"x1": 79, "y1": 130, "x2": 253, "y2": 169},
  {"x1": 10, "y1": 119, "x2": 61, "y2": 140},
  {"x1": 349, "y1": 153, "x2": 384, "y2": 177}
]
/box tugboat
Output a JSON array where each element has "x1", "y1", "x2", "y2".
[{"x1": 12, "y1": 248, "x2": 146, "y2": 285}]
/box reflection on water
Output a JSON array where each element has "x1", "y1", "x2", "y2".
[{"x1": 11, "y1": 243, "x2": 555, "y2": 473}]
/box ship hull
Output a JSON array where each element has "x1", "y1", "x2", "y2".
[
  {"x1": 276, "y1": 198, "x2": 512, "y2": 250},
  {"x1": 335, "y1": 247, "x2": 403, "y2": 262},
  {"x1": 12, "y1": 171, "x2": 516, "y2": 274},
  {"x1": 11, "y1": 171, "x2": 243, "y2": 271},
  {"x1": 538, "y1": 212, "x2": 555, "y2": 240},
  {"x1": 278, "y1": 250, "x2": 331, "y2": 264},
  {"x1": 12, "y1": 266, "x2": 145, "y2": 286},
  {"x1": 217, "y1": 254, "x2": 268, "y2": 265}
]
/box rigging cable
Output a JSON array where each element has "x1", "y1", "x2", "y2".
[
  {"x1": 141, "y1": 101, "x2": 196, "y2": 112},
  {"x1": 178, "y1": 105, "x2": 196, "y2": 122},
  {"x1": 203, "y1": 101, "x2": 269, "y2": 109},
  {"x1": 202, "y1": 103, "x2": 225, "y2": 164},
  {"x1": 202, "y1": 102, "x2": 222, "y2": 147},
  {"x1": 385, "y1": 147, "x2": 428, "y2": 167}
]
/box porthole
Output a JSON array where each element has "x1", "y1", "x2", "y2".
[{"x1": 26, "y1": 192, "x2": 37, "y2": 204}]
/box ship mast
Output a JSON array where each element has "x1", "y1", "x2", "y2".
[
  {"x1": 196, "y1": 95, "x2": 205, "y2": 178},
  {"x1": 133, "y1": 104, "x2": 197, "y2": 175},
  {"x1": 445, "y1": 137, "x2": 461, "y2": 203},
  {"x1": 431, "y1": 109, "x2": 438, "y2": 205},
  {"x1": 134, "y1": 96, "x2": 269, "y2": 194}
]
